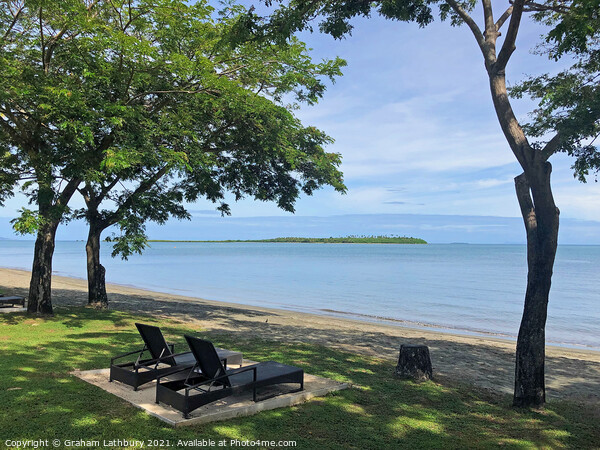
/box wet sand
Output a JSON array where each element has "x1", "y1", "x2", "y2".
[{"x1": 2, "y1": 267, "x2": 599, "y2": 406}]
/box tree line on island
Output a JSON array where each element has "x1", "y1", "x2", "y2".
[
  {"x1": 1, "y1": 0, "x2": 598, "y2": 409},
  {"x1": 147, "y1": 235, "x2": 428, "y2": 244}
]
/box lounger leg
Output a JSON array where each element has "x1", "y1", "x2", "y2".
[
  {"x1": 183, "y1": 390, "x2": 190, "y2": 418},
  {"x1": 253, "y1": 386, "x2": 257, "y2": 402},
  {"x1": 291, "y1": 378, "x2": 304, "y2": 393}
]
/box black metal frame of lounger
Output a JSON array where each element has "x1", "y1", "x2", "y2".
[
  {"x1": 155, "y1": 336, "x2": 304, "y2": 419},
  {"x1": 0, "y1": 296, "x2": 25, "y2": 308},
  {"x1": 110, "y1": 345, "x2": 186, "y2": 391},
  {"x1": 109, "y1": 323, "x2": 243, "y2": 390}
]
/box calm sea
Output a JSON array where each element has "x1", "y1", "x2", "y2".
[{"x1": 1, "y1": 241, "x2": 598, "y2": 349}]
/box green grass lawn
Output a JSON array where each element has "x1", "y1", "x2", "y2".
[{"x1": 0, "y1": 308, "x2": 598, "y2": 449}]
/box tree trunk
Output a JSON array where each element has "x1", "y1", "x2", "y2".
[
  {"x1": 395, "y1": 344, "x2": 433, "y2": 381},
  {"x1": 513, "y1": 164, "x2": 559, "y2": 407},
  {"x1": 25, "y1": 176, "x2": 80, "y2": 314},
  {"x1": 27, "y1": 221, "x2": 59, "y2": 314},
  {"x1": 486, "y1": 66, "x2": 560, "y2": 407},
  {"x1": 86, "y1": 222, "x2": 108, "y2": 308}
]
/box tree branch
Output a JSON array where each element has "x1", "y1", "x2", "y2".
[
  {"x1": 488, "y1": 73, "x2": 532, "y2": 169},
  {"x1": 514, "y1": 172, "x2": 537, "y2": 270},
  {"x1": 42, "y1": 0, "x2": 101, "y2": 71},
  {"x1": 56, "y1": 177, "x2": 81, "y2": 208},
  {"x1": 104, "y1": 165, "x2": 171, "y2": 226},
  {"x1": 0, "y1": 111, "x2": 27, "y2": 147},
  {"x1": 541, "y1": 133, "x2": 562, "y2": 161},
  {"x1": 495, "y1": 5, "x2": 513, "y2": 30},
  {"x1": 1, "y1": 2, "x2": 24, "y2": 43},
  {"x1": 481, "y1": 0, "x2": 495, "y2": 32},
  {"x1": 495, "y1": 0, "x2": 525, "y2": 71},
  {"x1": 126, "y1": 88, "x2": 218, "y2": 104},
  {"x1": 100, "y1": 176, "x2": 121, "y2": 199},
  {"x1": 515, "y1": 172, "x2": 536, "y2": 231},
  {"x1": 444, "y1": 0, "x2": 485, "y2": 53},
  {"x1": 78, "y1": 184, "x2": 92, "y2": 205},
  {"x1": 522, "y1": 1, "x2": 570, "y2": 14},
  {"x1": 39, "y1": 6, "x2": 46, "y2": 72},
  {"x1": 107, "y1": 0, "x2": 124, "y2": 29}
]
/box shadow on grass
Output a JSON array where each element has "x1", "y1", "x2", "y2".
[
  {"x1": 3, "y1": 281, "x2": 600, "y2": 405},
  {"x1": 0, "y1": 307, "x2": 598, "y2": 449}
]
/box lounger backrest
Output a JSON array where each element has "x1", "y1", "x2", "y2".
[
  {"x1": 135, "y1": 323, "x2": 176, "y2": 366},
  {"x1": 184, "y1": 335, "x2": 231, "y2": 387}
]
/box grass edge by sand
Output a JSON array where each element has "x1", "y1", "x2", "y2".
[{"x1": 0, "y1": 306, "x2": 599, "y2": 449}]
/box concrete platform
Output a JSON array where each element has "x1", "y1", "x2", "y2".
[
  {"x1": 73, "y1": 363, "x2": 349, "y2": 427},
  {"x1": 0, "y1": 306, "x2": 26, "y2": 313}
]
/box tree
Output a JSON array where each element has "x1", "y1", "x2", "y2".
[
  {"x1": 80, "y1": 85, "x2": 345, "y2": 309},
  {"x1": 0, "y1": 0, "x2": 345, "y2": 313},
  {"x1": 78, "y1": 2, "x2": 345, "y2": 309},
  {"x1": 256, "y1": 0, "x2": 600, "y2": 407},
  {"x1": 1, "y1": 0, "x2": 105, "y2": 314}
]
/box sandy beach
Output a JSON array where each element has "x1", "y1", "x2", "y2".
[{"x1": 2, "y1": 267, "x2": 599, "y2": 406}]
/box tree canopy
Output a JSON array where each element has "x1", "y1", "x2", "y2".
[
  {"x1": 0, "y1": 0, "x2": 346, "y2": 312},
  {"x1": 511, "y1": 0, "x2": 600, "y2": 181}
]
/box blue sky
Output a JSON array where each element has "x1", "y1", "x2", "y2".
[
  {"x1": 1, "y1": 2, "x2": 599, "y2": 243},
  {"x1": 281, "y1": 10, "x2": 600, "y2": 222}
]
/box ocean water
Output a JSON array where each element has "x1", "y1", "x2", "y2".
[{"x1": 1, "y1": 241, "x2": 599, "y2": 349}]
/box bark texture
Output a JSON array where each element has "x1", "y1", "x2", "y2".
[
  {"x1": 27, "y1": 222, "x2": 59, "y2": 314},
  {"x1": 86, "y1": 222, "x2": 108, "y2": 308},
  {"x1": 395, "y1": 344, "x2": 433, "y2": 381},
  {"x1": 513, "y1": 168, "x2": 559, "y2": 406},
  {"x1": 26, "y1": 178, "x2": 80, "y2": 315}
]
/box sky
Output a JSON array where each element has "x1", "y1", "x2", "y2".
[{"x1": 1, "y1": 2, "x2": 599, "y2": 243}]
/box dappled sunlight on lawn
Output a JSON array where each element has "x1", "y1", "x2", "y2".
[{"x1": 0, "y1": 307, "x2": 598, "y2": 449}]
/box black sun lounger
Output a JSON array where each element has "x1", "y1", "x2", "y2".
[
  {"x1": 155, "y1": 335, "x2": 304, "y2": 418},
  {"x1": 109, "y1": 323, "x2": 243, "y2": 390},
  {"x1": 0, "y1": 295, "x2": 25, "y2": 308}
]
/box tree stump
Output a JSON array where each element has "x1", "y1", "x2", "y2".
[{"x1": 395, "y1": 344, "x2": 432, "y2": 381}]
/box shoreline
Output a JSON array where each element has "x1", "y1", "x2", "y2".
[
  {"x1": 3, "y1": 241, "x2": 599, "y2": 352},
  {"x1": 2, "y1": 267, "x2": 600, "y2": 405},
  {"x1": 8, "y1": 263, "x2": 598, "y2": 352},
  {"x1": 3, "y1": 265, "x2": 599, "y2": 353}
]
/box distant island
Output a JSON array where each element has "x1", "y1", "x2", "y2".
[{"x1": 148, "y1": 235, "x2": 427, "y2": 244}]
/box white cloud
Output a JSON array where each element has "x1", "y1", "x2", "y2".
[
  {"x1": 299, "y1": 96, "x2": 515, "y2": 180},
  {"x1": 420, "y1": 223, "x2": 510, "y2": 232},
  {"x1": 474, "y1": 178, "x2": 514, "y2": 189}
]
